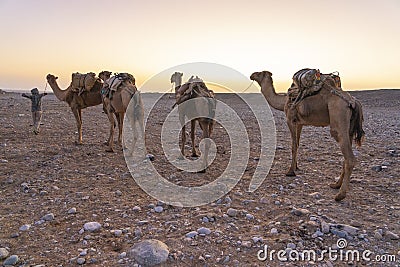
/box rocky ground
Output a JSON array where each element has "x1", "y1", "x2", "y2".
[{"x1": 0, "y1": 90, "x2": 399, "y2": 267}]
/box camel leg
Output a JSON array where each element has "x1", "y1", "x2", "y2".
[
  {"x1": 294, "y1": 124, "x2": 302, "y2": 171},
  {"x1": 117, "y1": 112, "x2": 124, "y2": 147},
  {"x1": 334, "y1": 135, "x2": 355, "y2": 201},
  {"x1": 105, "y1": 111, "x2": 115, "y2": 152},
  {"x1": 191, "y1": 120, "x2": 199, "y2": 157},
  {"x1": 330, "y1": 161, "x2": 345, "y2": 189},
  {"x1": 198, "y1": 121, "x2": 211, "y2": 173},
  {"x1": 72, "y1": 108, "x2": 83, "y2": 145},
  {"x1": 179, "y1": 124, "x2": 186, "y2": 160},
  {"x1": 286, "y1": 121, "x2": 298, "y2": 176}
]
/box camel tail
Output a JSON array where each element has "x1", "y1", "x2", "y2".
[{"x1": 350, "y1": 99, "x2": 365, "y2": 147}]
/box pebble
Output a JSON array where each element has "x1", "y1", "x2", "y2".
[
  {"x1": 115, "y1": 190, "x2": 122, "y2": 196},
  {"x1": 10, "y1": 233, "x2": 19, "y2": 238},
  {"x1": 252, "y1": 237, "x2": 263, "y2": 243},
  {"x1": 0, "y1": 247, "x2": 10, "y2": 259},
  {"x1": 119, "y1": 252, "x2": 127, "y2": 259},
  {"x1": 374, "y1": 230, "x2": 383, "y2": 240},
  {"x1": 371, "y1": 165, "x2": 382, "y2": 172},
  {"x1": 185, "y1": 231, "x2": 198, "y2": 238},
  {"x1": 68, "y1": 207, "x2": 77, "y2": 214},
  {"x1": 245, "y1": 213, "x2": 254, "y2": 220},
  {"x1": 241, "y1": 241, "x2": 252, "y2": 248},
  {"x1": 19, "y1": 224, "x2": 31, "y2": 231},
  {"x1": 154, "y1": 206, "x2": 163, "y2": 213},
  {"x1": 3, "y1": 255, "x2": 19, "y2": 265},
  {"x1": 287, "y1": 243, "x2": 296, "y2": 249},
  {"x1": 336, "y1": 224, "x2": 359, "y2": 236},
  {"x1": 197, "y1": 227, "x2": 211, "y2": 235},
  {"x1": 77, "y1": 257, "x2": 86, "y2": 265},
  {"x1": 291, "y1": 207, "x2": 311, "y2": 216},
  {"x1": 227, "y1": 208, "x2": 238, "y2": 217},
  {"x1": 83, "y1": 222, "x2": 102, "y2": 232},
  {"x1": 42, "y1": 213, "x2": 55, "y2": 221},
  {"x1": 113, "y1": 229, "x2": 123, "y2": 237},
  {"x1": 321, "y1": 221, "x2": 331, "y2": 234},
  {"x1": 331, "y1": 229, "x2": 347, "y2": 238},
  {"x1": 132, "y1": 206, "x2": 141, "y2": 212},
  {"x1": 385, "y1": 231, "x2": 399, "y2": 240},
  {"x1": 270, "y1": 228, "x2": 278, "y2": 234},
  {"x1": 129, "y1": 239, "x2": 169, "y2": 266}
]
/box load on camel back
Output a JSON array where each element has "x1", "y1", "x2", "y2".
[
  {"x1": 173, "y1": 76, "x2": 215, "y2": 108},
  {"x1": 70, "y1": 72, "x2": 99, "y2": 96},
  {"x1": 287, "y1": 68, "x2": 354, "y2": 108},
  {"x1": 101, "y1": 73, "x2": 135, "y2": 99}
]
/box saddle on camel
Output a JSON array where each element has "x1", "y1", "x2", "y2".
[{"x1": 101, "y1": 73, "x2": 136, "y2": 99}]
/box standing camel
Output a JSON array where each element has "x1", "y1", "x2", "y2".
[
  {"x1": 100, "y1": 72, "x2": 144, "y2": 152},
  {"x1": 46, "y1": 74, "x2": 103, "y2": 144},
  {"x1": 250, "y1": 70, "x2": 364, "y2": 201},
  {"x1": 170, "y1": 73, "x2": 216, "y2": 172}
]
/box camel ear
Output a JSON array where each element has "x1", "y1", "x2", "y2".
[{"x1": 55, "y1": 76, "x2": 58, "y2": 80}]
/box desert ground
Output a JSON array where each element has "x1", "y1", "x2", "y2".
[{"x1": 0, "y1": 90, "x2": 399, "y2": 267}]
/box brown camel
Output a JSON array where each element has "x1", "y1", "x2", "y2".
[
  {"x1": 170, "y1": 73, "x2": 216, "y2": 172},
  {"x1": 250, "y1": 70, "x2": 364, "y2": 201},
  {"x1": 46, "y1": 74, "x2": 103, "y2": 144},
  {"x1": 99, "y1": 72, "x2": 144, "y2": 152}
]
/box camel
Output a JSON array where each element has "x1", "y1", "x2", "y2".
[
  {"x1": 99, "y1": 72, "x2": 144, "y2": 153},
  {"x1": 46, "y1": 74, "x2": 103, "y2": 144},
  {"x1": 170, "y1": 73, "x2": 216, "y2": 172},
  {"x1": 250, "y1": 70, "x2": 364, "y2": 201}
]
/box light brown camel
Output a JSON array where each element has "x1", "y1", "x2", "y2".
[
  {"x1": 170, "y1": 73, "x2": 216, "y2": 172},
  {"x1": 250, "y1": 70, "x2": 364, "y2": 201},
  {"x1": 99, "y1": 72, "x2": 144, "y2": 152},
  {"x1": 46, "y1": 74, "x2": 103, "y2": 144}
]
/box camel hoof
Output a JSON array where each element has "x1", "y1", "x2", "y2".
[
  {"x1": 330, "y1": 183, "x2": 341, "y2": 189},
  {"x1": 191, "y1": 152, "x2": 199, "y2": 158},
  {"x1": 105, "y1": 148, "x2": 114, "y2": 153},
  {"x1": 75, "y1": 141, "x2": 83, "y2": 145},
  {"x1": 335, "y1": 192, "x2": 346, "y2": 201},
  {"x1": 285, "y1": 170, "x2": 296, "y2": 176}
]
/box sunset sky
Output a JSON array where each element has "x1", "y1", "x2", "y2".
[{"x1": 0, "y1": 0, "x2": 399, "y2": 92}]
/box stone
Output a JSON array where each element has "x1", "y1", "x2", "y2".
[
  {"x1": 154, "y1": 206, "x2": 163, "y2": 213},
  {"x1": 0, "y1": 247, "x2": 10, "y2": 260},
  {"x1": 42, "y1": 213, "x2": 55, "y2": 221},
  {"x1": 321, "y1": 221, "x2": 331, "y2": 234},
  {"x1": 291, "y1": 207, "x2": 311, "y2": 216},
  {"x1": 331, "y1": 229, "x2": 347, "y2": 238},
  {"x1": 374, "y1": 230, "x2": 383, "y2": 240},
  {"x1": 132, "y1": 206, "x2": 141, "y2": 212},
  {"x1": 197, "y1": 227, "x2": 211, "y2": 235},
  {"x1": 245, "y1": 213, "x2": 254, "y2": 220},
  {"x1": 338, "y1": 224, "x2": 359, "y2": 236},
  {"x1": 227, "y1": 208, "x2": 238, "y2": 217},
  {"x1": 77, "y1": 257, "x2": 86, "y2": 265},
  {"x1": 83, "y1": 222, "x2": 101, "y2": 232},
  {"x1": 185, "y1": 231, "x2": 198, "y2": 238},
  {"x1": 270, "y1": 228, "x2": 278, "y2": 234},
  {"x1": 19, "y1": 224, "x2": 31, "y2": 231},
  {"x1": 68, "y1": 207, "x2": 77, "y2": 214},
  {"x1": 129, "y1": 239, "x2": 169, "y2": 266},
  {"x1": 113, "y1": 230, "x2": 123, "y2": 237},
  {"x1": 3, "y1": 255, "x2": 19, "y2": 265},
  {"x1": 287, "y1": 243, "x2": 296, "y2": 249},
  {"x1": 385, "y1": 231, "x2": 399, "y2": 240},
  {"x1": 371, "y1": 165, "x2": 382, "y2": 172}
]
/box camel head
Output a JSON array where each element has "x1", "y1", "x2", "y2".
[
  {"x1": 99, "y1": 71, "x2": 112, "y2": 82},
  {"x1": 250, "y1": 71, "x2": 272, "y2": 84},
  {"x1": 46, "y1": 74, "x2": 58, "y2": 82},
  {"x1": 171, "y1": 72, "x2": 183, "y2": 84}
]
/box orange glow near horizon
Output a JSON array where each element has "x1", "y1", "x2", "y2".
[{"x1": 0, "y1": 0, "x2": 399, "y2": 92}]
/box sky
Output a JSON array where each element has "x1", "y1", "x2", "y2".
[{"x1": 0, "y1": 0, "x2": 399, "y2": 92}]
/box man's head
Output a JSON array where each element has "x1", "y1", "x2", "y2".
[{"x1": 31, "y1": 88, "x2": 39, "y2": 94}]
